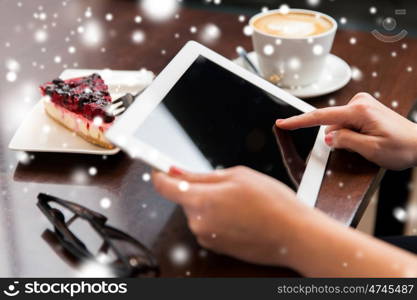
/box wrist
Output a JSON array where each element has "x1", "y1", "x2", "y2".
[
  {"x1": 282, "y1": 207, "x2": 315, "y2": 272},
  {"x1": 271, "y1": 203, "x2": 320, "y2": 271}
]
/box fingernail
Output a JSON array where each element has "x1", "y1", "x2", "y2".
[
  {"x1": 276, "y1": 119, "x2": 284, "y2": 125},
  {"x1": 325, "y1": 132, "x2": 334, "y2": 146},
  {"x1": 169, "y1": 166, "x2": 184, "y2": 176}
]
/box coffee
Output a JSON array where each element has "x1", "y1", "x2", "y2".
[{"x1": 253, "y1": 12, "x2": 333, "y2": 38}]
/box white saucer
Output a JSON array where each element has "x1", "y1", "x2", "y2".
[
  {"x1": 9, "y1": 69, "x2": 154, "y2": 155},
  {"x1": 233, "y1": 52, "x2": 351, "y2": 99}
]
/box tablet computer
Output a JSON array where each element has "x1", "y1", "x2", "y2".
[{"x1": 106, "y1": 41, "x2": 330, "y2": 207}]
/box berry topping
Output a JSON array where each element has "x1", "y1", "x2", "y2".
[{"x1": 40, "y1": 73, "x2": 114, "y2": 123}]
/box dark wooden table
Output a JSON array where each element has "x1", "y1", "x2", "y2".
[{"x1": 1, "y1": 0, "x2": 416, "y2": 277}]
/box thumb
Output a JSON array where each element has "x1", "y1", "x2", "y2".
[{"x1": 326, "y1": 129, "x2": 377, "y2": 159}]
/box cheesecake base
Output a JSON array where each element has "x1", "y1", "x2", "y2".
[{"x1": 43, "y1": 98, "x2": 115, "y2": 149}]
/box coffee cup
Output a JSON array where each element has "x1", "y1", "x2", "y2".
[{"x1": 250, "y1": 8, "x2": 337, "y2": 88}]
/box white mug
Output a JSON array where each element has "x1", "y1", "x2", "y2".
[{"x1": 250, "y1": 9, "x2": 337, "y2": 88}]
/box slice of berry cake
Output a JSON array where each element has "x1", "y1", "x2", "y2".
[{"x1": 40, "y1": 73, "x2": 115, "y2": 149}]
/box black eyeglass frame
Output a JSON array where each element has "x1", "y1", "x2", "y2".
[{"x1": 37, "y1": 193, "x2": 159, "y2": 277}]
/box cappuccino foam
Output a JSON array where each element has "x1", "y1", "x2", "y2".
[{"x1": 253, "y1": 12, "x2": 333, "y2": 38}]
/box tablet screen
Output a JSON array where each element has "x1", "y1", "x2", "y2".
[{"x1": 134, "y1": 56, "x2": 319, "y2": 190}]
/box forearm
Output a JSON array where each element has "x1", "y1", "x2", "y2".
[{"x1": 285, "y1": 208, "x2": 417, "y2": 277}]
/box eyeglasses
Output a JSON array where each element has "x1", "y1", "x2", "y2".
[{"x1": 37, "y1": 193, "x2": 159, "y2": 277}]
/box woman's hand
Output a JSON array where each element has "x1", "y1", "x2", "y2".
[
  {"x1": 152, "y1": 166, "x2": 308, "y2": 267},
  {"x1": 276, "y1": 92, "x2": 417, "y2": 170}
]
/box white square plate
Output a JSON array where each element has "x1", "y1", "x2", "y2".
[{"x1": 9, "y1": 69, "x2": 154, "y2": 155}]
